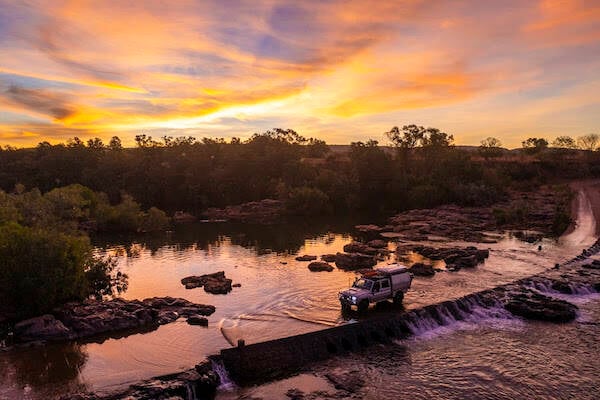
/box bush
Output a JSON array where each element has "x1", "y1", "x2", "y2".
[
  {"x1": 140, "y1": 207, "x2": 170, "y2": 232},
  {"x1": 285, "y1": 187, "x2": 331, "y2": 216},
  {"x1": 0, "y1": 222, "x2": 128, "y2": 319},
  {"x1": 0, "y1": 222, "x2": 90, "y2": 318}
]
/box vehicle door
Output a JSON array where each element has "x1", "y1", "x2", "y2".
[{"x1": 372, "y1": 279, "x2": 391, "y2": 302}]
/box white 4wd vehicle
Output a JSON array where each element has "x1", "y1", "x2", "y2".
[{"x1": 339, "y1": 265, "x2": 413, "y2": 313}]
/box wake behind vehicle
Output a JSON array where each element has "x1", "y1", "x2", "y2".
[{"x1": 339, "y1": 265, "x2": 413, "y2": 313}]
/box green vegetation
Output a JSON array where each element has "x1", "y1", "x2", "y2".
[
  {"x1": 0, "y1": 184, "x2": 169, "y2": 233},
  {"x1": 0, "y1": 222, "x2": 127, "y2": 319},
  {"x1": 0, "y1": 185, "x2": 166, "y2": 319},
  {"x1": 1, "y1": 128, "x2": 598, "y2": 218}
]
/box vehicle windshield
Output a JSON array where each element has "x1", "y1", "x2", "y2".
[{"x1": 353, "y1": 278, "x2": 373, "y2": 290}]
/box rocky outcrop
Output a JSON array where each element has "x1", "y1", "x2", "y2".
[
  {"x1": 13, "y1": 297, "x2": 215, "y2": 343},
  {"x1": 296, "y1": 255, "x2": 318, "y2": 262},
  {"x1": 397, "y1": 245, "x2": 489, "y2": 271},
  {"x1": 408, "y1": 262, "x2": 435, "y2": 276},
  {"x1": 367, "y1": 239, "x2": 387, "y2": 249},
  {"x1": 202, "y1": 199, "x2": 283, "y2": 224},
  {"x1": 14, "y1": 314, "x2": 70, "y2": 342},
  {"x1": 334, "y1": 252, "x2": 376, "y2": 270},
  {"x1": 342, "y1": 242, "x2": 390, "y2": 256},
  {"x1": 386, "y1": 187, "x2": 570, "y2": 242},
  {"x1": 354, "y1": 224, "x2": 387, "y2": 240},
  {"x1": 504, "y1": 290, "x2": 578, "y2": 323},
  {"x1": 181, "y1": 271, "x2": 233, "y2": 294},
  {"x1": 308, "y1": 262, "x2": 334, "y2": 272},
  {"x1": 60, "y1": 361, "x2": 219, "y2": 400}
]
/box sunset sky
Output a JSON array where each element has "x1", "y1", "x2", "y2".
[{"x1": 0, "y1": 0, "x2": 599, "y2": 147}]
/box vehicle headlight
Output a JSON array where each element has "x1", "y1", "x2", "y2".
[{"x1": 351, "y1": 296, "x2": 357, "y2": 303}]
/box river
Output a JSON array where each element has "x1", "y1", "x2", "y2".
[{"x1": 0, "y1": 187, "x2": 598, "y2": 399}]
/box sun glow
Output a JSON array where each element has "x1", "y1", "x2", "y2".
[{"x1": 0, "y1": 0, "x2": 598, "y2": 146}]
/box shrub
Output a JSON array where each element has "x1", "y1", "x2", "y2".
[
  {"x1": 285, "y1": 187, "x2": 331, "y2": 216},
  {"x1": 0, "y1": 223, "x2": 90, "y2": 318}
]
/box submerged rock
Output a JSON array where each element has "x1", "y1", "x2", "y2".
[
  {"x1": 325, "y1": 370, "x2": 365, "y2": 393},
  {"x1": 61, "y1": 361, "x2": 219, "y2": 400},
  {"x1": 408, "y1": 262, "x2": 435, "y2": 276},
  {"x1": 186, "y1": 315, "x2": 209, "y2": 326},
  {"x1": 296, "y1": 255, "x2": 318, "y2": 262},
  {"x1": 321, "y1": 254, "x2": 337, "y2": 263},
  {"x1": 308, "y1": 262, "x2": 334, "y2": 272}
]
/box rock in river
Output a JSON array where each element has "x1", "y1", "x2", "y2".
[
  {"x1": 181, "y1": 271, "x2": 233, "y2": 294},
  {"x1": 14, "y1": 314, "x2": 71, "y2": 342},
  {"x1": 504, "y1": 290, "x2": 578, "y2": 323},
  {"x1": 408, "y1": 262, "x2": 435, "y2": 276},
  {"x1": 13, "y1": 297, "x2": 215, "y2": 343},
  {"x1": 295, "y1": 255, "x2": 318, "y2": 261},
  {"x1": 334, "y1": 252, "x2": 376, "y2": 270},
  {"x1": 308, "y1": 261, "x2": 334, "y2": 272}
]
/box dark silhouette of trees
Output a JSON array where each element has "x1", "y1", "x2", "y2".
[
  {"x1": 522, "y1": 137, "x2": 549, "y2": 154},
  {"x1": 1, "y1": 128, "x2": 598, "y2": 218},
  {"x1": 479, "y1": 137, "x2": 504, "y2": 158},
  {"x1": 577, "y1": 134, "x2": 599, "y2": 151},
  {"x1": 552, "y1": 136, "x2": 577, "y2": 149}
]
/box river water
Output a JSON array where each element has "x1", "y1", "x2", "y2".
[{"x1": 0, "y1": 189, "x2": 598, "y2": 399}]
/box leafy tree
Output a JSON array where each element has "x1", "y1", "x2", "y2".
[
  {"x1": 0, "y1": 222, "x2": 90, "y2": 317},
  {"x1": 421, "y1": 127, "x2": 454, "y2": 148},
  {"x1": 108, "y1": 136, "x2": 123, "y2": 150},
  {"x1": 385, "y1": 125, "x2": 423, "y2": 149},
  {"x1": 577, "y1": 134, "x2": 599, "y2": 151},
  {"x1": 552, "y1": 136, "x2": 577, "y2": 149},
  {"x1": 285, "y1": 187, "x2": 331, "y2": 216},
  {"x1": 522, "y1": 137, "x2": 548, "y2": 154},
  {"x1": 479, "y1": 137, "x2": 503, "y2": 158}
]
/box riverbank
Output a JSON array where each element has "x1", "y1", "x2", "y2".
[
  {"x1": 57, "y1": 181, "x2": 600, "y2": 400},
  {"x1": 2, "y1": 180, "x2": 598, "y2": 400}
]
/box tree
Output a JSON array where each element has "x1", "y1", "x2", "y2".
[
  {"x1": 87, "y1": 137, "x2": 105, "y2": 149},
  {"x1": 385, "y1": 125, "x2": 423, "y2": 149},
  {"x1": 479, "y1": 137, "x2": 503, "y2": 158},
  {"x1": 0, "y1": 222, "x2": 90, "y2": 317},
  {"x1": 577, "y1": 134, "x2": 599, "y2": 151},
  {"x1": 108, "y1": 136, "x2": 123, "y2": 150},
  {"x1": 552, "y1": 136, "x2": 577, "y2": 149},
  {"x1": 522, "y1": 137, "x2": 548, "y2": 153},
  {"x1": 421, "y1": 127, "x2": 454, "y2": 148}
]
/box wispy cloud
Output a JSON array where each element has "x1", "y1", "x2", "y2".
[{"x1": 0, "y1": 0, "x2": 598, "y2": 147}]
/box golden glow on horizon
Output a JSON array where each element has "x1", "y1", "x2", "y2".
[{"x1": 0, "y1": 0, "x2": 599, "y2": 147}]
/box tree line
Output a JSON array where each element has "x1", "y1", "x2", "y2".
[{"x1": 1, "y1": 127, "x2": 598, "y2": 217}]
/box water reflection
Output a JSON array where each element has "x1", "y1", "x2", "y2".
[
  {"x1": 91, "y1": 217, "x2": 363, "y2": 257},
  {"x1": 0, "y1": 343, "x2": 88, "y2": 399}
]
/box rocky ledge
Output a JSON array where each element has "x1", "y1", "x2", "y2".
[
  {"x1": 504, "y1": 290, "x2": 578, "y2": 322},
  {"x1": 61, "y1": 360, "x2": 220, "y2": 400},
  {"x1": 202, "y1": 199, "x2": 283, "y2": 224},
  {"x1": 13, "y1": 297, "x2": 215, "y2": 343},
  {"x1": 181, "y1": 271, "x2": 235, "y2": 294},
  {"x1": 358, "y1": 186, "x2": 570, "y2": 243},
  {"x1": 398, "y1": 244, "x2": 489, "y2": 271}
]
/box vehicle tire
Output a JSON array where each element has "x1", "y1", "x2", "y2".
[
  {"x1": 393, "y1": 291, "x2": 404, "y2": 305},
  {"x1": 357, "y1": 300, "x2": 369, "y2": 313}
]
